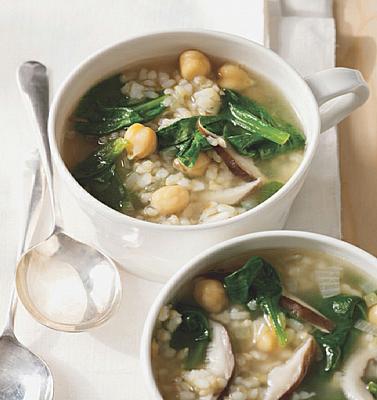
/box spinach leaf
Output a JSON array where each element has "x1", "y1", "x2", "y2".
[
  {"x1": 170, "y1": 304, "x2": 212, "y2": 370},
  {"x1": 224, "y1": 256, "x2": 287, "y2": 346},
  {"x1": 368, "y1": 381, "x2": 377, "y2": 397},
  {"x1": 75, "y1": 94, "x2": 167, "y2": 136},
  {"x1": 251, "y1": 259, "x2": 287, "y2": 346},
  {"x1": 199, "y1": 114, "x2": 228, "y2": 135},
  {"x1": 223, "y1": 122, "x2": 264, "y2": 153},
  {"x1": 177, "y1": 130, "x2": 211, "y2": 167},
  {"x1": 157, "y1": 90, "x2": 305, "y2": 168},
  {"x1": 228, "y1": 102, "x2": 290, "y2": 145},
  {"x1": 90, "y1": 166, "x2": 137, "y2": 212},
  {"x1": 252, "y1": 128, "x2": 306, "y2": 160},
  {"x1": 75, "y1": 75, "x2": 130, "y2": 120},
  {"x1": 73, "y1": 137, "x2": 127, "y2": 181},
  {"x1": 223, "y1": 90, "x2": 305, "y2": 159},
  {"x1": 256, "y1": 181, "x2": 284, "y2": 204},
  {"x1": 157, "y1": 117, "x2": 198, "y2": 148},
  {"x1": 313, "y1": 295, "x2": 366, "y2": 372},
  {"x1": 73, "y1": 138, "x2": 139, "y2": 212},
  {"x1": 158, "y1": 117, "x2": 212, "y2": 167},
  {"x1": 224, "y1": 89, "x2": 276, "y2": 125},
  {"x1": 224, "y1": 257, "x2": 264, "y2": 304},
  {"x1": 133, "y1": 95, "x2": 167, "y2": 119},
  {"x1": 75, "y1": 107, "x2": 140, "y2": 136}
]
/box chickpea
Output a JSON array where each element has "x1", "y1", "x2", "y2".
[
  {"x1": 173, "y1": 153, "x2": 211, "y2": 177},
  {"x1": 124, "y1": 123, "x2": 157, "y2": 160},
  {"x1": 193, "y1": 279, "x2": 228, "y2": 313},
  {"x1": 368, "y1": 304, "x2": 377, "y2": 325},
  {"x1": 179, "y1": 50, "x2": 211, "y2": 80},
  {"x1": 256, "y1": 324, "x2": 278, "y2": 353},
  {"x1": 217, "y1": 63, "x2": 254, "y2": 91},
  {"x1": 151, "y1": 185, "x2": 190, "y2": 216}
]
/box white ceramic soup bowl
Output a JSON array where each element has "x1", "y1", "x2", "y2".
[
  {"x1": 49, "y1": 30, "x2": 369, "y2": 282},
  {"x1": 140, "y1": 230, "x2": 377, "y2": 399}
]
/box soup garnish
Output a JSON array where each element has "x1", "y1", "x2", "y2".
[
  {"x1": 152, "y1": 249, "x2": 377, "y2": 399},
  {"x1": 65, "y1": 50, "x2": 305, "y2": 224}
]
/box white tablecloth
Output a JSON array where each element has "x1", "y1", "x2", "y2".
[{"x1": 0, "y1": 1, "x2": 265, "y2": 399}]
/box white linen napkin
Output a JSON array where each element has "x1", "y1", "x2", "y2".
[
  {"x1": 0, "y1": 2, "x2": 265, "y2": 399},
  {"x1": 268, "y1": 0, "x2": 340, "y2": 238}
]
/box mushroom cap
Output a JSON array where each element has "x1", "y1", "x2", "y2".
[
  {"x1": 197, "y1": 179, "x2": 261, "y2": 206},
  {"x1": 280, "y1": 294, "x2": 335, "y2": 332},
  {"x1": 342, "y1": 347, "x2": 377, "y2": 400},
  {"x1": 265, "y1": 335, "x2": 316, "y2": 400},
  {"x1": 206, "y1": 320, "x2": 235, "y2": 382},
  {"x1": 223, "y1": 144, "x2": 266, "y2": 182},
  {"x1": 182, "y1": 320, "x2": 235, "y2": 400}
]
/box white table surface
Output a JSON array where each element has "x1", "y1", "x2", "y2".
[{"x1": 0, "y1": 1, "x2": 265, "y2": 398}]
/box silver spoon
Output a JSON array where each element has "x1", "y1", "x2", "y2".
[
  {"x1": 0, "y1": 295, "x2": 54, "y2": 400},
  {"x1": 16, "y1": 61, "x2": 122, "y2": 332},
  {"x1": 0, "y1": 157, "x2": 53, "y2": 398}
]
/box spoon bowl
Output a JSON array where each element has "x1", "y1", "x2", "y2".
[
  {"x1": 16, "y1": 61, "x2": 122, "y2": 331},
  {"x1": 0, "y1": 334, "x2": 53, "y2": 399},
  {"x1": 16, "y1": 231, "x2": 122, "y2": 332}
]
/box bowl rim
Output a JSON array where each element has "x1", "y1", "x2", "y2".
[
  {"x1": 48, "y1": 29, "x2": 320, "y2": 232},
  {"x1": 140, "y1": 229, "x2": 377, "y2": 399}
]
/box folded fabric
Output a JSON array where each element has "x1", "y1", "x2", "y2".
[{"x1": 268, "y1": 0, "x2": 340, "y2": 238}]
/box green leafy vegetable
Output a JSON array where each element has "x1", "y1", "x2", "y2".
[
  {"x1": 75, "y1": 75, "x2": 130, "y2": 120},
  {"x1": 251, "y1": 127, "x2": 306, "y2": 160},
  {"x1": 157, "y1": 117, "x2": 198, "y2": 148},
  {"x1": 313, "y1": 295, "x2": 366, "y2": 372},
  {"x1": 367, "y1": 381, "x2": 377, "y2": 397},
  {"x1": 224, "y1": 257, "x2": 264, "y2": 304},
  {"x1": 199, "y1": 114, "x2": 227, "y2": 135},
  {"x1": 228, "y1": 102, "x2": 290, "y2": 145},
  {"x1": 224, "y1": 256, "x2": 287, "y2": 346},
  {"x1": 75, "y1": 91, "x2": 167, "y2": 136},
  {"x1": 73, "y1": 138, "x2": 139, "y2": 212},
  {"x1": 73, "y1": 137, "x2": 126, "y2": 181},
  {"x1": 156, "y1": 89, "x2": 305, "y2": 168},
  {"x1": 251, "y1": 259, "x2": 288, "y2": 346},
  {"x1": 223, "y1": 90, "x2": 305, "y2": 159},
  {"x1": 224, "y1": 89, "x2": 276, "y2": 125},
  {"x1": 177, "y1": 130, "x2": 212, "y2": 167},
  {"x1": 223, "y1": 123, "x2": 265, "y2": 155},
  {"x1": 170, "y1": 304, "x2": 212, "y2": 370},
  {"x1": 256, "y1": 181, "x2": 284, "y2": 203},
  {"x1": 158, "y1": 117, "x2": 213, "y2": 167}
]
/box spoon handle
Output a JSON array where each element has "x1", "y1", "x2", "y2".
[
  {"x1": 17, "y1": 62, "x2": 57, "y2": 231},
  {"x1": 3, "y1": 155, "x2": 45, "y2": 336}
]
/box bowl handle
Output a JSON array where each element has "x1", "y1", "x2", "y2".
[{"x1": 305, "y1": 67, "x2": 369, "y2": 133}]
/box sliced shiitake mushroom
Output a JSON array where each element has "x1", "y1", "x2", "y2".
[
  {"x1": 197, "y1": 119, "x2": 265, "y2": 182},
  {"x1": 265, "y1": 335, "x2": 316, "y2": 400},
  {"x1": 342, "y1": 348, "x2": 377, "y2": 400},
  {"x1": 280, "y1": 294, "x2": 335, "y2": 333},
  {"x1": 184, "y1": 320, "x2": 235, "y2": 400},
  {"x1": 196, "y1": 179, "x2": 261, "y2": 206}
]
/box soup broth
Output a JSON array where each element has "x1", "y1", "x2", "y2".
[
  {"x1": 152, "y1": 249, "x2": 377, "y2": 399},
  {"x1": 64, "y1": 51, "x2": 305, "y2": 225}
]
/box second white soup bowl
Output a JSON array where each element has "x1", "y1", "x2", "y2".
[
  {"x1": 140, "y1": 230, "x2": 377, "y2": 399},
  {"x1": 48, "y1": 30, "x2": 369, "y2": 282}
]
